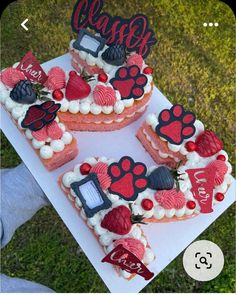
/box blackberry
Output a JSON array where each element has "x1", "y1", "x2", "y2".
[
  {"x1": 10, "y1": 80, "x2": 36, "y2": 104},
  {"x1": 102, "y1": 44, "x2": 126, "y2": 66}
]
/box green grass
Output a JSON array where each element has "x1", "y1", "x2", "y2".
[{"x1": 1, "y1": 0, "x2": 235, "y2": 292}]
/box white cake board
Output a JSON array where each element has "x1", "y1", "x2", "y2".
[{"x1": 1, "y1": 54, "x2": 235, "y2": 293}]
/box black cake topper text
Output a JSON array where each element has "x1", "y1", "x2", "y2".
[{"x1": 71, "y1": 0, "x2": 157, "y2": 58}]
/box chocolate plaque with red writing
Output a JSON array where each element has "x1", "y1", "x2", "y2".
[
  {"x1": 186, "y1": 167, "x2": 216, "y2": 213},
  {"x1": 102, "y1": 244, "x2": 154, "y2": 280},
  {"x1": 16, "y1": 51, "x2": 48, "y2": 84}
]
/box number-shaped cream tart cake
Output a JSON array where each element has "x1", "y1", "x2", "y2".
[{"x1": 58, "y1": 152, "x2": 233, "y2": 279}]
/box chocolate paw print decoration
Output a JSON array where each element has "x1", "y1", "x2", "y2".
[
  {"x1": 108, "y1": 156, "x2": 148, "y2": 201},
  {"x1": 21, "y1": 101, "x2": 61, "y2": 131},
  {"x1": 110, "y1": 66, "x2": 147, "y2": 100},
  {"x1": 155, "y1": 104, "x2": 196, "y2": 145}
]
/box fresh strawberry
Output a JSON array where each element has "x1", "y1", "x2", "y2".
[
  {"x1": 101, "y1": 205, "x2": 144, "y2": 235},
  {"x1": 45, "y1": 66, "x2": 65, "y2": 90},
  {"x1": 195, "y1": 130, "x2": 223, "y2": 157},
  {"x1": 207, "y1": 160, "x2": 228, "y2": 186},
  {"x1": 65, "y1": 72, "x2": 91, "y2": 100},
  {"x1": 114, "y1": 238, "x2": 145, "y2": 260}
]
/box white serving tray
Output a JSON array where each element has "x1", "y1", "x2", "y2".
[{"x1": 1, "y1": 54, "x2": 235, "y2": 293}]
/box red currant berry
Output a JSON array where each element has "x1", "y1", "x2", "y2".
[
  {"x1": 52, "y1": 89, "x2": 64, "y2": 101},
  {"x1": 215, "y1": 192, "x2": 224, "y2": 202},
  {"x1": 216, "y1": 155, "x2": 226, "y2": 161},
  {"x1": 80, "y1": 163, "x2": 92, "y2": 175},
  {"x1": 69, "y1": 70, "x2": 77, "y2": 77},
  {"x1": 185, "y1": 141, "x2": 196, "y2": 152},
  {"x1": 143, "y1": 66, "x2": 153, "y2": 75},
  {"x1": 98, "y1": 72, "x2": 108, "y2": 83},
  {"x1": 141, "y1": 199, "x2": 154, "y2": 211},
  {"x1": 186, "y1": 200, "x2": 196, "y2": 210}
]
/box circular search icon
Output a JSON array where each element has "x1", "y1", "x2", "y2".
[
  {"x1": 183, "y1": 240, "x2": 224, "y2": 281},
  {"x1": 199, "y1": 256, "x2": 208, "y2": 265}
]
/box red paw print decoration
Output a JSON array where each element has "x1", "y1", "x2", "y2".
[
  {"x1": 155, "y1": 104, "x2": 196, "y2": 145},
  {"x1": 21, "y1": 101, "x2": 61, "y2": 131},
  {"x1": 108, "y1": 156, "x2": 148, "y2": 201},
  {"x1": 110, "y1": 65, "x2": 147, "y2": 100}
]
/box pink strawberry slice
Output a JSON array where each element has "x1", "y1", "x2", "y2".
[
  {"x1": 160, "y1": 120, "x2": 182, "y2": 144},
  {"x1": 110, "y1": 172, "x2": 134, "y2": 199},
  {"x1": 46, "y1": 121, "x2": 63, "y2": 140},
  {"x1": 32, "y1": 126, "x2": 48, "y2": 141},
  {"x1": 112, "y1": 79, "x2": 135, "y2": 99},
  {"x1": 65, "y1": 74, "x2": 91, "y2": 100}
]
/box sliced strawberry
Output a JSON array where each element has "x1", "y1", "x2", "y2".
[
  {"x1": 32, "y1": 126, "x2": 48, "y2": 141},
  {"x1": 46, "y1": 121, "x2": 63, "y2": 140}
]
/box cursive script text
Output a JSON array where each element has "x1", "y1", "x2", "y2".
[{"x1": 71, "y1": 0, "x2": 157, "y2": 57}]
